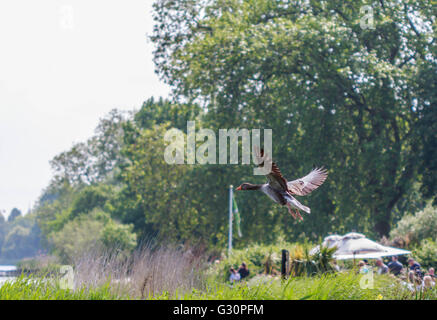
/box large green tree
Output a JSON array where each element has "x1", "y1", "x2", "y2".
[
  {"x1": 0, "y1": 213, "x2": 42, "y2": 261},
  {"x1": 8, "y1": 208, "x2": 22, "y2": 222},
  {"x1": 116, "y1": 99, "x2": 286, "y2": 247},
  {"x1": 151, "y1": 0, "x2": 436, "y2": 237},
  {"x1": 50, "y1": 109, "x2": 127, "y2": 186},
  {"x1": 118, "y1": 123, "x2": 206, "y2": 244}
]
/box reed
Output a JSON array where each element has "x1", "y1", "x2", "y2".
[{"x1": 72, "y1": 243, "x2": 206, "y2": 298}]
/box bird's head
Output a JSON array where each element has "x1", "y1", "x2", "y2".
[{"x1": 236, "y1": 183, "x2": 259, "y2": 191}]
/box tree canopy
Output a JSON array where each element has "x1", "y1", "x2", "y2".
[
  {"x1": 151, "y1": 0, "x2": 436, "y2": 236},
  {"x1": 8, "y1": 208, "x2": 22, "y2": 222},
  {"x1": 8, "y1": 1, "x2": 435, "y2": 263}
]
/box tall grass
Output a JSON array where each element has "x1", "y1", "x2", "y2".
[
  {"x1": 1, "y1": 271, "x2": 436, "y2": 300},
  {"x1": 176, "y1": 272, "x2": 437, "y2": 300},
  {"x1": 0, "y1": 275, "x2": 123, "y2": 300},
  {"x1": 0, "y1": 244, "x2": 206, "y2": 300},
  {"x1": 73, "y1": 244, "x2": 206, "y2": 298},
  {"x1": 1, "y1": 242, "x2": 436, "y2": 300}
]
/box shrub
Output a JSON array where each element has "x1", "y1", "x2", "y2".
[
  {"x1": 16, "y1": 254, "x2": 61, "y2": 273},
  {"x1": 291, "y1": 245, "x2": 337, "y2": 276},
  {"x1": 101, "y1": 221, "x2": 137, "y2": 252},
  {"x1": 413, "y1": 239, "x2": 437, "y2": 270},
  {"x1": 390, "y1": 203, "x2": 437, "y2": 246},
  {"x1": 1, "y1": 214, "x2": 42, "y2": 260},
  {"x1": 70, "y1": 185, "x2": 113, "y2": 218},
  {"x1": 49, "y1": 209, "x2": 137, "y2": 263},
  {"x1": 208, "y1": 242, "x2": 338, "y2": 281}
]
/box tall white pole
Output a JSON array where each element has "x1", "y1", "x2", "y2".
[{"x1": 228, "y1": 185, "x2": 233, "y2": 255}]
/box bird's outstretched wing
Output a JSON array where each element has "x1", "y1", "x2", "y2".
[
  {"x1": 254, "y1": 147, "x2": 288, "y2": 191},
  {"x1": 287, "y1": 167, "x2": 328, "y2": 196}
]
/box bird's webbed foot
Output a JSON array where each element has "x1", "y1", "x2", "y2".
[{"x1": 286, "y1": 203, "x2": 297, "y2": 220}]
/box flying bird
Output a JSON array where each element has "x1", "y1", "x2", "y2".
[{"x1": 235, "y1": 148, "x2": 328, "y2": 221}]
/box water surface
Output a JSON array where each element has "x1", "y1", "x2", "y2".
[{"x1": 0, "y1": 265, "x2": 17, "y2": 286}]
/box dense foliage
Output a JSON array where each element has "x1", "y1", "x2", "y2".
[
  {"x1": 390, "y1": 203, "x2": 437, "y2": 268},
  {"x1": 207, "y1": 241, "x2": 337, "y2": 282},
  {"x1": 1, "y1": 0, "x2": 435, "y2": 263},
  {"x1": 390, "y1": 203, "x2": 437, "y2": 245},
  {"x1": 151, "y1": 0, "x2": 436, "y2": 237},
  {"x1": 0, "y1": 210, "x2": 42, "y2": 263}
]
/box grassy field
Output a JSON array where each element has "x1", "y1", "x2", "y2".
[
  {"x1": 1, "y1": 271, "x2": 436, "y2": 300},
  {"x1": 161, "y1": 272, "x2": 437, "y2": 300},
  {"x1": 1, "y1": 244, "x2": 435, "y2": 300},
  {"x1": 0, "y1": 275, "x2": 124, "y2": 300}
]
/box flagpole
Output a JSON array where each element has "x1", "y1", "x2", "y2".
[{"x1": 228, "y1": 185, "x2": 233, "y2": 255}]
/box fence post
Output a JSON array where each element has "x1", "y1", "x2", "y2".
[{"x1": 281, "y1": 249, "x2": 289, "y2": 279}]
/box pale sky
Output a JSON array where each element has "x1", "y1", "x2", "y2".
[{"x1": 0, "y1": 0, "x2": 170, "y2": 218}]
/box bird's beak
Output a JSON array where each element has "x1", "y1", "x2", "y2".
[{"x1": 236, "y1": 186, "x2": 242, "y2": 191}]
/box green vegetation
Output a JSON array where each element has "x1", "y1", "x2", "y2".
[
  {"x1": 49, "y1": 208, "x2": 136, "y2": 263},
  {"x1": 1, "y1": 272, "x2": 435, "y2": 300},
  {"x1": 16, "y1": 255, "x2": 61, "y2": 274},
  {"x1": 1, "y1": 242, "x2": 435, "y2": 300},
  {"x1": 208, "y1": 241, "x2": 336, "y2": 282},
  {"x1": 390, "y1": 203, "x2": 437, "y2": 246},
  {"x1": 0, "y1": 275, "x2": 126, "y2": 300},
  {"x1": 1, "y1": 0, "x2": 436, "y2": 300},
  {"x1": 0, "y1": 0, "x2": 434, "y2": 264},
  {"x1": 7, "y1": 208, "x2": 22, "y2": 222},
  {"x1": 5, "y1": 0, "x2": 427, "y2": 263},
  {"x1": 180, "y1": 273, "x2": 437, "y2": 300},
  {"x1": 152, "y1": 0, "x2": 436, "y2": 239},
  {"x1": 412, "y1": 239, "x2": 437, "y2": 270},
  {"x1": 390, "y1": 203, "x2": 437, "y2": 268},
  {"x1": 0, "y1": 210, "x2": 42, "y2": 264}
]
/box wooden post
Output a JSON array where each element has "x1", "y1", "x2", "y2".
[{"x1": 281, "y1": 249, "x2": 289, "y2": 279}]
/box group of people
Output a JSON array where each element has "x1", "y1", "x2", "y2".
[
  {"x1": 358, "y1": 256, "x2": 435, "y2": 291},
  {"x1": 227, "y1": 256, "x2": 435, "y2": 291},
  {"x1": 401, "y1": 258, "x2": 435, "y2": 291},
  {"x1": 229, "y1": 262, "x2": 250, "y2": 283}
]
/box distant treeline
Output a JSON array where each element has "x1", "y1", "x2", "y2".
[{"x1": 0, "y1": 208, "x2": 43, "y2": 263}]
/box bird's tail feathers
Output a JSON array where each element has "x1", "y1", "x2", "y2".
[{"x1": 287, "y1": 197, "x2": 311, "y2": 214}]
